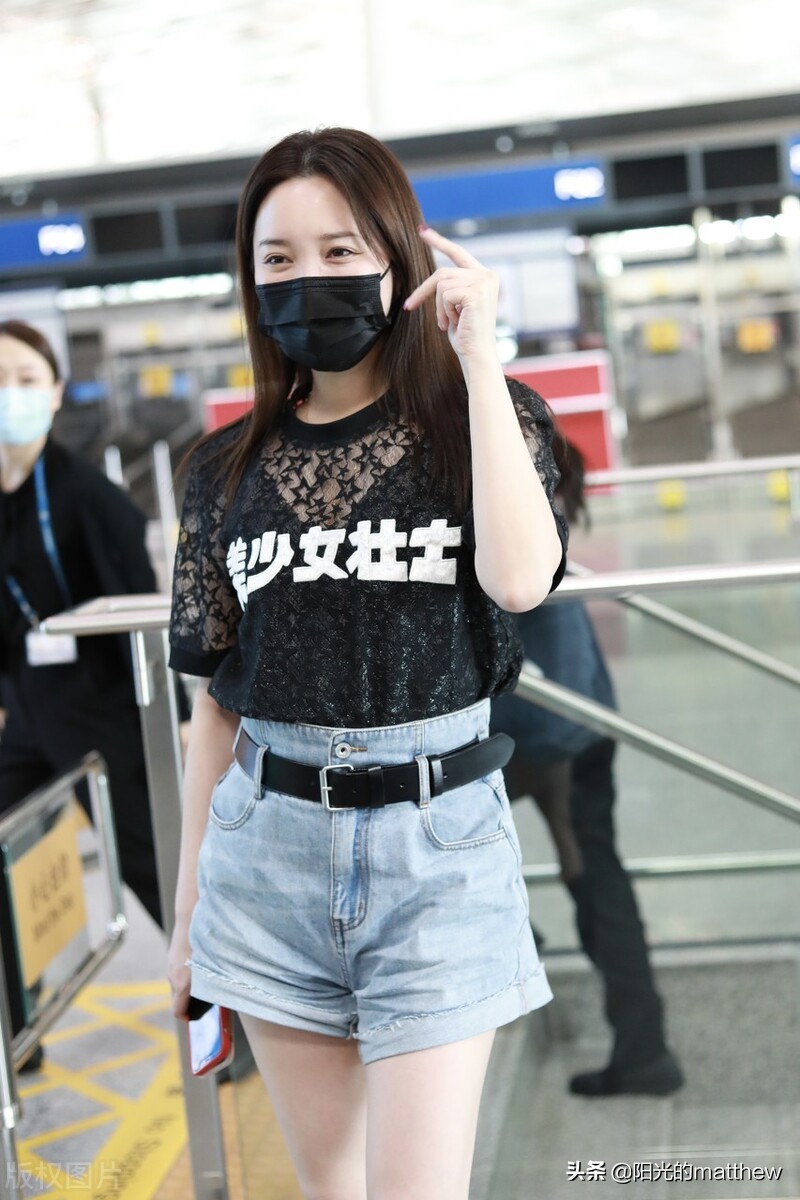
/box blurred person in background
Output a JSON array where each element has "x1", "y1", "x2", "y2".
[
  {"x1": 492, "y1": 437, "x2": 683, "y2": 1097},
  {"x1": 167, "y1": 125, "x2": 567, "y2": 1200},
  {"x1": 0, "y1": 320, "x2": 166, "y2": 1070}
]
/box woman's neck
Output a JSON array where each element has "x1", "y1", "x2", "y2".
[
  {"x1": 295, "y1": 352, "x2": 384, "y2": 425},
  {"x1": 0, "y1": 437, "x2": 47, "y2": 493}
]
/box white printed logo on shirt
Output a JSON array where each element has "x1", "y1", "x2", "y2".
[{"x1": 226, "y1": 519, "x2": 462, "y2": 607}]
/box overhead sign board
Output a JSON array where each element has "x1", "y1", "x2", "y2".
[
  {"x1": 411, "y1": 159, "x2": 606, "y2": 224},
  {"x1": 0, "y1": 213, "x2": 88, "y2": 271}
]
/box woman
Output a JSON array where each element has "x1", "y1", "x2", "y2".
[
  {"x1": 167, "y1": 127, "x2": 567, "y2": 1200},
  {"x1": 0, "y1": 319, "x2": 166, "y2": 1066}
]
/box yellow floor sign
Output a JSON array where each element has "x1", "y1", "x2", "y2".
[{"x1": 15, "y1": 982, "x2": 186, "y2": 1199}]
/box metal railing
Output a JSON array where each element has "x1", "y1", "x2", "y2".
[
  {"x1": 568, "y1": 559, "x2": 800, "y2": 689},
  {"x1": 585, "y1": 452, "x2": 800, "y2": 521},
  {"x1": 549, "y1": 559, "x2": 800, "y2": 602},
  {"x1": 515, "y1": 562, "x2": 800, "y2": 880},
  {"x1": 38, "y1": 555, "x2": 800, "y2": 1197},
  {"x1": 523, "y1": 849, "x2": 800, "y2": 883},
  {"x1": 42, "y1": 557, "x2": 800, "y2": 889},
  {"x1": 514, "y1": 667, "x2": 800, "y2": 828},
  {"x1": 586, "y1": 452, "x2": 800, "y2": 488},
  {"x1": 0, "y1": 756, "x2": 126, "y2": 1200}
]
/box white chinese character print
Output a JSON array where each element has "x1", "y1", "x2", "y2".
[
  {"x1": 227, "y1": 516, "x2": 461, "y2": 601},
  {"x1": 345, "y1": 519, "x2": 409, "y2": 581},
  {"x1": 293, "y1": 525, "x2": 348, "y2": 581},
  {"x1": 247, "y1": 532, "x2": 294, "y2": 595},
  {"x1": 409, "y1": 519, "x2": 462, "y2": 584},
  {"x1": 226, "y1": 537, "x2": 249, "y2": 608}
]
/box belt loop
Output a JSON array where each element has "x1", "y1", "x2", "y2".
[
  {"x1": 414, "y1": 754, "x2": 431, "y2": 808},
  {"x1": 252, "y1": 744, "x2": 268, "y2": 801},
  {"x1": 367, "y1": 765, "x2": 386, "y2": 808}
]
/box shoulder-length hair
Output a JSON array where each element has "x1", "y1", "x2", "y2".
[{"x1": 192, "y1": 127, "x2": 470, "y2": 509}]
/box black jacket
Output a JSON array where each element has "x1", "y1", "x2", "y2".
[{"x1": 1, "y1": 439, "x2": 160, "y2": 695}]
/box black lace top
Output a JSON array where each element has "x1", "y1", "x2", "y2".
[{"x1": 168, "y1": 377, "x2": 567, "y2": 727}]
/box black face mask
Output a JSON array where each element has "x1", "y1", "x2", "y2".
[{"x1": 255, "y1": 266, "x2": 392, "y2": 372}]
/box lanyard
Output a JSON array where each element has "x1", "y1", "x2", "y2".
[{"x1": 4, "y1": 456, "x2": 73, "y2": 628}]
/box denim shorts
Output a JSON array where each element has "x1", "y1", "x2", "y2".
[{"x1": 188, "y1": 698, "x2": 552, "y2": 1064}]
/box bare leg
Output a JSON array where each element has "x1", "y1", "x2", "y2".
[
  {"x1": 238, "y1": 1015, "x2": 368, "y2": 1200},
  {"x1": 365, "y1": 1030, "x2": 495, "y2": 1200}
]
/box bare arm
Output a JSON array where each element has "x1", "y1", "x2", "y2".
[
  {"x1": 168, "y1": 678, "x2": 240, "y2": 1016},
  {"x1": 464, "y1": 357, "x2": 564, "y2": 611},
  {"x1": 404, "y1": 227, "x2": 563, "y2": 612}
]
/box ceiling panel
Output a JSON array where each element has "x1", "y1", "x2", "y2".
[{"x1": 1, "y1": 0, "x2": 799, "y2": 178}]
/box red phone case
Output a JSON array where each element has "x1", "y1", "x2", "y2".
[{"x1": 188, "y1": 1003, "x2": 234, "y2": 1076}]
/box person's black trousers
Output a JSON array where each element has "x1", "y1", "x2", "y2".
[
  {"x1": 0, "y1": 668, "x2": 163, "y2": 929},
  {"x1": 566, "y1": 738, "x2": 667, "y2": 1069}
]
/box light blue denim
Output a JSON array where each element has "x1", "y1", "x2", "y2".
[{"x1": 188, "y1": 698, "x2": 552, "y2": 1064}]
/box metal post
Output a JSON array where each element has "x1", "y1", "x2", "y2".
[
  {"x1": 129, "y1": 627, "x2": 229, "y2": 1200},
  {"x1": 693, "y1": 205, "x2": 736, "y2": 460},
  {"x1": 0, "y1": 947, "x2": 22, "y2": 1200},
  {"x1": 781, "y1": 195, "x2": 800, "y2": 396},
  {"x1": 152, "y1": 441, "x2": 178, "y2": 587},
  {"x1": 789, "y1": 468, "x2": 800, "y2": 525},
  {"x1": 103, "y1": 445, "x2": 125, "y2": 488}
]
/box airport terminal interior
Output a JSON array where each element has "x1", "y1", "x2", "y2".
[{"x1": 1, "y1": 2, "x2": 799, "y2": 1197}]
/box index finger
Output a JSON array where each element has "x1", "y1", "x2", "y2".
[{"x1": 419, "y1": 225, "x2": 482, "y2": 270}]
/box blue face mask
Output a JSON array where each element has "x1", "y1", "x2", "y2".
[{"x1": 0, "y1": 387, "x2": 55, "y2": 445}]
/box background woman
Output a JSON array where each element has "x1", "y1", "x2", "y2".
[{"x1": 0, "y1": 320, "x2": 166, "y2": 1069}]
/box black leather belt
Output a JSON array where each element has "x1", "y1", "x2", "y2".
[{"x1": 234, "y1": 727, "x2": 515, "y2": 811}]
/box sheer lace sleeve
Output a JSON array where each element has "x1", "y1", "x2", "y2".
[
  {"x1": 168, "y1": 444, "x2": 241, "y2": 677},
  {"x1": 508, "y1": 376, "x2": 569, "y2": 590}
]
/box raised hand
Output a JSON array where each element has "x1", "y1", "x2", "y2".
[{"x1": 403, "y1": 226, "x2": 500, "y2": 366}]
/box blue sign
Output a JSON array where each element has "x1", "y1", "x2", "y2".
[
  {"x1": 410, "y1": 159, "x2": 606, "y2": 224},
  {"x1": 0, "y1": 214, "x2": 88, "y2": 271},
  {"x1": 789, "y1": 139, "x2": 800, "y2": 182}
]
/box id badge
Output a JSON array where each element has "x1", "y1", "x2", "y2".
[{"x1": 25, "y1": 629, "x2": 78, "y2": 666}]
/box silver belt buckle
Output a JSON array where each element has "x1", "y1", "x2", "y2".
[{"x1": 319, "y1": 763, "x2": 355, "y2": 811}]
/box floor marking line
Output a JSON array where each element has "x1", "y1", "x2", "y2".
[
  {"x1": 45, "y1": 1019, "x2": 105, "y2": 1045},
  {"x1": 73, "y1": 1001, "x2": 177, "y2": 1048},
  {"x1": 20, "y1": 1109, "x2": 121, "y2": 1151},
  {"x1": 15, "y1": 982, "x2": 188, "y2": 1200},
  {"x1": 82, "y1": 982, "x2": 170, "y2": 999},
  {"x1": 19, "y1": 1064, "x2": 137, "y2": 1115}
]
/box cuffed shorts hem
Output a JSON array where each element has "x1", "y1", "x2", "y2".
[
  {"x1": 189, "y1": 958, "x2": 552, "y2": 1065},
  {"x1": 357, "y1": 963, "x2": 553, "y2": 1064},
  {"x1": 188, "y1": 960, "x2": 353, "y2": 1040}
]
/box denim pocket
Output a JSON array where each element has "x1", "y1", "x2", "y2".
[
  {"x1": 420, "y1": 771, "x2": 510, "y2": 851},
  {"x1": 208, "y1": 761, "x2": 257, "y2": 830}
]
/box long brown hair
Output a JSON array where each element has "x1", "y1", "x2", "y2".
[
  {"x1": 191, "y1": 127, "x2": 470, "y2": 508},
  {"x1": 553, "y1": 435, "x2": 590, "y2": 529}
]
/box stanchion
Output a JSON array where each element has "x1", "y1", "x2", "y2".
[
  {"x1": 0, "y1": 948, "x2": 22, "y2": 1200},
  {"x1": 129, "y1": 626, "x2": 229, "y2": 1200}
]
